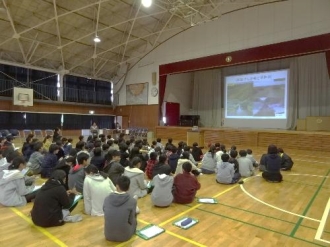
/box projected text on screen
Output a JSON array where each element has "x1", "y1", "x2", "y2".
[{"x1": 225, "y1": 70, "x2": 288, "y2": 119}]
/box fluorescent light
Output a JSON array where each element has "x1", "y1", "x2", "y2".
[
  {"x1": 141, "y1": 0, "x2": 152, "y2": 8},
  {"x1": 93, "y1": 36, "x2": 101, "y2": 43}
]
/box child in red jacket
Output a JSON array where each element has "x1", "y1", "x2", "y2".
[{"x1": 173, "y1": 162, "x2": 201, "y2": 204}]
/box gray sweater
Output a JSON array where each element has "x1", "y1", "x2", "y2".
[
  {"x1": 103, "y1": 192, "x2": 137, "y2": 242},
  {"x1": 151, "y1": 174, "x2": 173, "y2": 207},
  {"x1": 238, "y1": 157, "x2": 254, "y2": 177},
  {"x1": 201, "y1": 152, "x2": 217, "y2": 172},
  {"x1": 124, "y1": 167, "x2": 147, "y2": 198},
  {"x1": 28, "y1": 151, "x2": 44, "y2": 172},
  {"x1": 0, "y1": 170, "x2": 34, "y2": 206},
  {"x1": 216, "y1": 162, "x2": 235, "y2": 184}
]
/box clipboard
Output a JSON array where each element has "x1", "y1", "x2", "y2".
[
  {"x1": 136, "y1": 224, "x2": 165, "y2": 240},
  {"x1": 173, "y1": 217, "x2": 199, "y2": 230},
  {"x1": 197, "y1": 198, "x2": 218, "y2": 204}
]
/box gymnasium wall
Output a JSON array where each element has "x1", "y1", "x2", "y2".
[
  {"x1": 118, "y1": 0, "x2": 330, "y2": 105},
  {"x1": 0, "y1": 98, "x2": 114, "y2": 115},
  {"x1": 114, "y1": 105, "x2": 159, "y2": 132}
]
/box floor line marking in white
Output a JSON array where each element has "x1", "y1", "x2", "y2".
[
  {"x1": 240, "y1": 184, "x2": 320, "y2": 223},
  {"x1": 315, "y1": 197, "x2": 330, "y2": 243}
]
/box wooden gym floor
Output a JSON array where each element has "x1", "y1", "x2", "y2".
[{"x1": 0, "y1": 142, "x2": 329, "y2": 247}]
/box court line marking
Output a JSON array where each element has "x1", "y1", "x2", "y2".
[
  {"x1": 290, "y1": 170, "x2": 330, "y2": 236},
  {"x1": 10, "y1": 207, "x2": 68, "y2": 247},
  {"x1": 138, "y1": 219, "x2": 207, "y2": 247},
  {"x1": 240, "y1": 185, "x2": 320, "y2": 223},
  {"x1": 193, "y1": 207, "x2": 327, "y2": 247},
  {"x1": 315, "y1": 197, "x2": 330, "y2": 244},
  {"x1": 284, "y1": 174, "x2": 329, "y2": 178},
  {"x1": 159, "y1": 183, "x2": 240, "y2": 227}
]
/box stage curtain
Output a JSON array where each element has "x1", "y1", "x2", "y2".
[
  {"x1": 295, "y1": 52, "x2": 330, "y2": 119},
  {"x1": 192, "y1": 69, "x2": 222, "y2": 127}
]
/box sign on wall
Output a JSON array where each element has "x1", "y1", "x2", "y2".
[{"x1": 126, "y1": 82, "x2": 148, "y2": 105}]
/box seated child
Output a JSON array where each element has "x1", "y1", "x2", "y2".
[
  {"x1": 104, "y1": 176, "x2": 137, "y2": 242},
  {"x1": 124, "y1": 157, "x2": 148, "y2": 198},
  {"x1": 83, "y1": 165, "x2": 116, "y2": 216},
  {"x1": 175, "y1": 151, "x2": 201, "y2": 176},
  {"x1": 201, "y1": 145, "x2": 217, "y2": 174},
  {"x1": 31, "y1": 170, "x2": 82, "y2": 227},
  {"x1": 103, "y1": 150, "x2": 124, "y2": 185},
  {"x1": 246, "y1": 149, "x2": 259, "y2": 168},
  {"x1": 262, "y1": 144, "x2": 282, "y2": 182},
  {"x1": 145, "y1": 152, "x2": 158, "y2": 180},
  {"x1": 237, "y1": 150, "x2": 254, "y2": 177},
  {"x1": 277, "y1": 148, "x2": 294, "y2": 171},
  {"x1": 0, "y1": 156, "x2": 36, "y2": 207},
  {"x1": 216, "y1": 153, "x2": 241, "y2": 184},
  {"x1": 151, "y1": 173, "x2": 173, "y2": 207},
  {"x1": 173, "y1": 162, "x2": 201, "y2": 204},
  {"x1": 68, "y1": 152, "x2": 90, "y2": 193},
  {"x1": 191, "y1": 142, "x2": 203, "y2": 162}
]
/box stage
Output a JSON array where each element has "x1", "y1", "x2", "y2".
[{"x1": 155, "y1": 126, "x2": 330, "y2": 151}]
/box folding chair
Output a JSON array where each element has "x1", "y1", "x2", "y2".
[
  {"x1": 23, "y1": 129, "x2": 32, "y2": 139},
  {"x1": 34, "y1": 129, "x2": 43, "y2": 139},
  {"x1": 45, "y1": 129, "x2": 54, "y2": 137}
]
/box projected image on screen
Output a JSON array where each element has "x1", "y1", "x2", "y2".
[{"x1": 225, "y1": 70, "x2": 288, "y2": 119}]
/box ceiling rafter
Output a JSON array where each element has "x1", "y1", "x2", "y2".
[
  {"x1": 52, "y1": 0, "x2": 65, "y2": 69},
  {"x1": 2, "y1": 0, "x2": 27, "y2": 63},
  {"x1": 68, "y1": 24, "x2": 186, "y2": 72},
  {"x1": 30, "y1": 9, "x2": 169, "y2": 66},
  {"x1": 120, "y1": 1, "x2": 141, "y2": 63}
]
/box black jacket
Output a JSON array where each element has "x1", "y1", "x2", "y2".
[
  {"x1": 191, "y1": 147, "x2": 203, "y2": 162},
  {"x1": 31, "y1": 179, "x2": 75, "y2": 227}
]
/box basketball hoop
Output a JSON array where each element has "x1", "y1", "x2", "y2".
[{"x1": 18, "y1": 100, "x2": 28, "y2": 107}]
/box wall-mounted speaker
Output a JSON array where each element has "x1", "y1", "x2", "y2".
[{"x1": 152, "y1": 72, "x2": 157, "y2": 85}]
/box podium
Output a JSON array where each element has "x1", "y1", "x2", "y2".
[{"x1": 187, "y1": 130, "x2": 204, "y2": 147}]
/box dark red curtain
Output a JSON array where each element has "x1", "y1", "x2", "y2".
[
  {"x1": 165, "y1": 102, "x2": 180, "y2": 126},
  {"x1": 326, "y1": 51, "x2": 330, "y2": 78}
]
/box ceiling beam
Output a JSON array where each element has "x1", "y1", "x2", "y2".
[
  {"x1": 2, "y1": 0, "x2": 27, "y2": 63},
  {"x1": 53, "y1": 0, "x2": 65, "y2": 69}
]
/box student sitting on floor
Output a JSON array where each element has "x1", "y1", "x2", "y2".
[
  {"x1": 262, "y1": 144, "x2": 283, "y2": 182},
  {"x1": 246, "y1": 149, "x2": 259, "y2": 168},
  {"x1": 31, "y1": 170, "x2": 82, "y2": 227},
  {"x1": 168, "y1": 146, "x2": 180, "y2": 174},
  {"x1": 104, "y1": 176, "x2": 137, "y2": 242},
  {"x1": 124, "y1": 157, "x2": 148, "y2": 198},
  {"x1": 237, "y1": 150, "x2": 254, "y2": 177},
  {"x1": 151, "y1": 173, "x2": 173, "y2": 207},
  {"x1": 191, "y1": 142, "x2": 203, "y2": 162},
  {"x1": 83, "y1": 165, "x2": 116, "y2": 216},
  {"x1": 27, "y1": 142, "x2": 44, "y2": 175},
  {"x1": 175, "y1": 151, "x2": 201, "y2": 176},
  {"x1": 103, "y1": 150, "x2": 124, "y2": 185},
  {"x1": 277, "y1": 148, "x2": 294, "y2": 171},
  {"x1": 152, "y1": 154, "x2": 172, "y2": 178},
  {"x1": 0, "y1": 156, "x2": 36, "y2": 207},
  {"x1": 68, "y1": 152, "x2": 90, "y2": 193},
  {"x1": 173, "y1": 162, "x2": 201, "y2": 204},
  {"x1": 41, "y1": 144, "x2": 60, "y2": 178},
  {"x1": 145, "y1": 152, "x2": 158, "y2": 180},
  {"x1": 216, "y1": 153, "x2": 241, "y2": 184},
  {"x1": 201, "y1": 145, "x2": 217, "y2": 174}
]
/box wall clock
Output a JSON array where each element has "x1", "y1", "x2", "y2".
[{"x1": 151, "y1": 87, "x2": 158, "y2": 97}]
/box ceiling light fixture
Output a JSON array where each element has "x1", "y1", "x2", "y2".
[
  {"x1": 141, "y1": 0, "x2": 152, "y2": 8},
  {"x1": 93, "y1": 36, "x2": 101, "y2": 43}
]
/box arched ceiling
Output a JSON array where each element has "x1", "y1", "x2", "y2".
[{"x1": 0, "y1": 0, "x2": 285, "y2": 82}]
